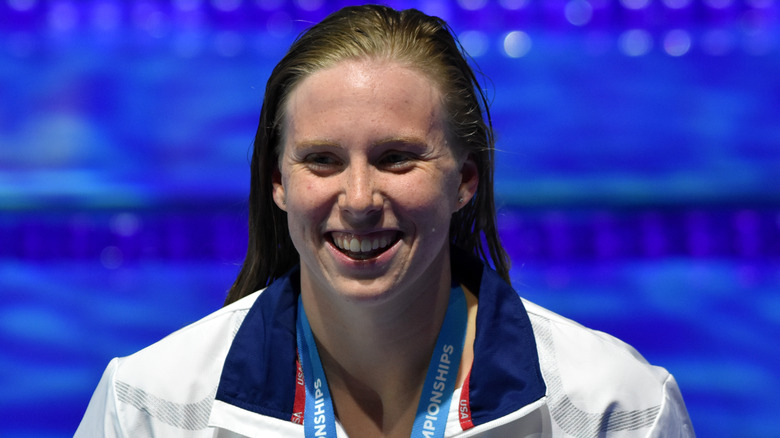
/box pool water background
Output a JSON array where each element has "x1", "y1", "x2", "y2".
[{"x1": 2, "y1": 1, "x2": 779, "y2": 436}]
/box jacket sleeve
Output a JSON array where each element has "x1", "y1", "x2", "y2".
[
  {"x1": 75, "y1": 358, "x2": 125, "y2": 438},
  {"x1": 647, "y1": 374, "x2": 695, "y2": 438}
]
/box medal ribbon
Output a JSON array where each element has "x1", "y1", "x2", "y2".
[{"x1": 296, "y1": 285, "x2": 468, "y2": 438}]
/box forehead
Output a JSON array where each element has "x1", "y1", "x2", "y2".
[{"x1": 282, "y1": 60, "x2": 446, "y2": 145}]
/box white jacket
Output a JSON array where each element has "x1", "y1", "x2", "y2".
[{"x1": 76, "y1": 253, "x2": 694, "y2": 437}]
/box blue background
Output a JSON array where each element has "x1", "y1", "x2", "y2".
[{"x1": 1, "y1": 0, "x2": 779, "y2": 436}]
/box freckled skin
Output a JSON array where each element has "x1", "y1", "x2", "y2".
[
  {"x1": 271, "y1": 59, "x2": 481, "y2": 438},
  {"x1": 272, "y1": 59, "x2": 478, "y2": 306}
]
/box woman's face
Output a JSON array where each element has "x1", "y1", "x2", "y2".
[{"x1": 273, "y1": 59, "x2": 477, "y2": 304}]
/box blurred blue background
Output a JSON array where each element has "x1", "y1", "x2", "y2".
[{"x1": 1, "y1": 0, "x2": 779, "y2": 436}]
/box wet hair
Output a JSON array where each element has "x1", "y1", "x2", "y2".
[{"x1": 224, "y1": 4, "x2": 509, "y2": 305}]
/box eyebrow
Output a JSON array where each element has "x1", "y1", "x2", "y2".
[
  {"x1": 292, "y1": 136, "x2": 429, "y2": 149},
  {"x1": 373, "y1": 136, "x2": 429, "y2": 148},
  {"x1": 290, "y1": 139, "x2": 341, "y2": 150}
]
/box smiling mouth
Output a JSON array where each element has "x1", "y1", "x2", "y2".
[{"x1": 330, "y1": 231, "x2": 400, "y2": 260}]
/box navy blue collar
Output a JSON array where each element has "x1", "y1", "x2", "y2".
[{"x1": 215, "y1": 250, "x2": 546, "y2": 426}]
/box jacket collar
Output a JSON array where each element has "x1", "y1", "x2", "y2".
[{"x1": 214, "y1": 250, "x2": 546, "y2": 427}]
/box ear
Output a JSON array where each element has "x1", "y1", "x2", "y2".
[
  {"x1": 455, "y1": 153, "x2": 479, "y2": 212},
  {"x1": 271, "y1": 164, "x2": 287, "y2": 212}
]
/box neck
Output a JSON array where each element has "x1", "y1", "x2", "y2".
[
  {"x1": 299, "y1": 259, "x2": 477, "y2": 437},
  {"x1": 302, "y1": 265, "x2": 452, "y2": 403}
]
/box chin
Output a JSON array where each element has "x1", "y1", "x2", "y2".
[{"x1": 325, "y1": 276, "x2": 408, "y2": 306}]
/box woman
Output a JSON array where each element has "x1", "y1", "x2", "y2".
[{"x1": 77, "y1": 5, "x2": 693, "y2": 437}]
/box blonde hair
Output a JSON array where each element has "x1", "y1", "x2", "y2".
[{"x1": 226, "y1": 4, "x2": 509, "y2": 304}]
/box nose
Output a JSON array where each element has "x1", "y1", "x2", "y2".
[{"x1": 339, "y1": 161, "x2": 382, "y2": 220}]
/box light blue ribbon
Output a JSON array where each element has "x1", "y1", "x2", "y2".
[{"x1": 296, "y1": 285, "x2": 467, "y2": 438}]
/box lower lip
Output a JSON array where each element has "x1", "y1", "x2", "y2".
[{"x1": 327, "y1": 237, "x2": 400, "y2": 271}]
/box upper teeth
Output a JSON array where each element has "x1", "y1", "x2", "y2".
[{"x1": 333, "y1": 234, "x2": 392, "y2": 253}]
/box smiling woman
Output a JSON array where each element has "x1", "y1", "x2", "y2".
[
  {"x1": 275, "y1": 59, "x2": 474, "y2": 307},
  {"x1": 75, "y1": 4, "x2": 694, "y2": 438}
]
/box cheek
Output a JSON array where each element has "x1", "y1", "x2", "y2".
[
  {"x1": 284, "y1": 176, "x2": 334, "y2": 219},
  {"x1": 395, "y1": 170, "x2": 458, "y2": 222}
]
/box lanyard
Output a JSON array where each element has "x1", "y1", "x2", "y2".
[{"x1": 296, "y1": 285, "x2": 468, "y2": 438}]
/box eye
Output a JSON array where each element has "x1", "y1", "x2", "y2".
[
  {"x1": 308, "y1": 154, "x2": 337, "y2": 165},
  {"x1": 379, "y1": 151, "x2": 415, "y2": 171},
  {"x1": 304, "y1": 153, "x2": 343, "y2": 175}
]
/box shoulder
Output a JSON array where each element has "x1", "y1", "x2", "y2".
[
  {"x1": 76, "y1": 292, "x2": 263, "y2": 437},
  {"x1": 115, "y1": 292, "x2": 260, "y2": 390},
  {"x1": 521, "y1": 299, "x2": 694, "y2": 437},
  {"x1": 523, "y1": 298, "x2": 660, "y2": 376},
  {"x1": 523, "y1": 297, "x2": 670, "y2": 402}
]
